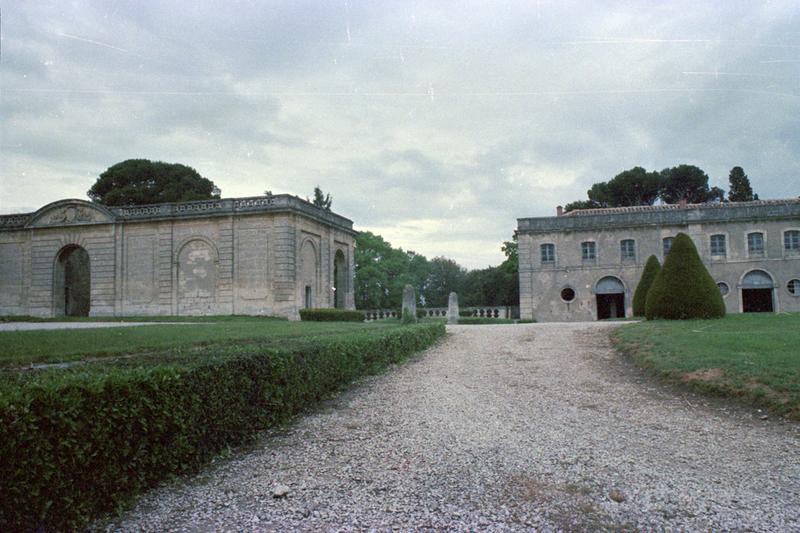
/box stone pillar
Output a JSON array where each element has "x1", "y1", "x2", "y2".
[
  {"x1": 447, "y1": 292, "x2": 459, "y2": 324},
  {"x1": 402, "y1": 284, "x2": 417, "y2": 321}
]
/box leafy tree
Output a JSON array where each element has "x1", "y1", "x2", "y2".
[
  {"x1": 461, "y1": 265, "x2": 517, "y2": 307},
  {"x1": 500, "y1": 235, "x2": 518, "y2": 272},
  {"x1": 659, "y1": 165, "x2": 713, "y2": 204},
  {"x1": 424, "y1": 257, "x2": 466, "y2": 307},
  {"x1": 708, "y1": 186, "x2": 726, "y2": 202},
  {"x1": 311, "y1": 186, "x2": 332, "y2": 210},
  {"x1": 353, "y1": 232, "x2": 392, "y2": 309},
  {"x1": 459, "y1": 237, "x2": 519, "y2": 307},
  {"x1": 586, "y1": 182, "x2": 612, "y2": 207},
  {"x1": 88, "y1": 159, "x2": 219, "y2": 206},
  {"x1": 498, "y1": 234, "x2": 519, "y2": 305},
  {"x1": 353, "y1": 231, "x2": 429, "y2": 310},
  {"x1": 645, "y1": 233, "x2": 725, "y2": 320},
  {"x1": 565, "y1": 166, "x2": 661, "y2": 212},
  {"x1": 564, "y1": 199, "x2": 603, "y2": 213},
  {"x1": 728, "y1": 166, "x2": 758, "y2": 202},
  {"x1": 604, "y1": 167, "x2": 662, "y2": 206},
  {"x1": 354, "y1": 231, "x2": 517, "y2": 310},
  {"x1": 632, "y1": 255, "x2": 661, "y2": 316}
]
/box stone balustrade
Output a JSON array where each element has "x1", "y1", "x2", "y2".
[
  {"x1": 0, "y1": 194, "x2": 354, "y2": 233},
  {"x1": 362, "y1": 306, "x2": 512, "y2": 321},
  {"x1": 362, "y1": 309, "x2": 401, "y2": 321}
]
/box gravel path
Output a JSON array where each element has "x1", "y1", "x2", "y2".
[{"x1": 101, "y1": 322, "x2": 800, "y2": 532}]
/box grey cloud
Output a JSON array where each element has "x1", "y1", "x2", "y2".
[{"x1": 2, "y1": 1, "x2": 799, "y2": 269}]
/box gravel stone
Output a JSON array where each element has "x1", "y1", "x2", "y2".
[
  {"x1": 272, "y1": 485, "x2": 291, "y2": 499},
  {"x1": 97, "y1": 323, "x2": 800, "y2": 532}
]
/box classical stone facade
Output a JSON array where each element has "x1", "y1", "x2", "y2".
[
  {"x1": 517, "y1": 199, "x2": 800, "y2": 322},
  {"x1": 0, "y1": 195, "x2": 356, "y2": 319}
]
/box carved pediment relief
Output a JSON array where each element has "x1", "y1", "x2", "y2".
[{"x1": 27, "y1": 200, "x2": 115, "y2": 228}]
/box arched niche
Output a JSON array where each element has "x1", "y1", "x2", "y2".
[
  {"x1": 54, "y1": 245, "x2": 91, "y2": 316},
  {"x1": 300, "y1": 240, "x2": 318, "y2": 309},
  {"x1": 176, "y1": 238, "x2": 218, "y2": 314},
  {"x1": 333, "y1": 249, "x2": 348, "y2": 308}
]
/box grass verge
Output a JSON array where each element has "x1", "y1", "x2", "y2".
[
  {"x1": 0, "y1": 321, "x2": 445, "y2": 531},
  {"x1": 0, "y1": 318, "x2": 399, "y2": 368},
  {"x1": 612, "y1": 313, "x2": 800, "y2": 419}
]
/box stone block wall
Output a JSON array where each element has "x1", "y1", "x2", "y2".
[
  {"x1": 518, "y1": 200, "x2": 800, "y2": 322},
  {"x1": 0, "y1": 196, "x2": 356, "y2": 319}
]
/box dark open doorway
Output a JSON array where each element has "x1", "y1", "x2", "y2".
[
  {"x1": 595, "y1": 276, "x2": 625, "y2": 320},
  {"x1": 740, "y1": 270, "x2": 775, "y2": 313},
  {"x1": 597, "y1": 293, "x2": 625, "y2": 320},
  {"x1": 334, "y1": 250, "x2": 346, "y2": 308},
  {"x1": 54, "y1": 245, "x2": 90, "y2": 316},
  {"x1": 742, "y1": 289, "x2": 773, "y2": 312}
]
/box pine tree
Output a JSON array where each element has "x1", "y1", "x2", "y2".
[
  {"x1": 645, "y1": 233, "x2": 725, "y2": 320},
  {"x1": 632, "y1": 255, "x2": 661, "y2": 316},
  {"x1": 311, "y1": 186, "x2": 332, "y2": 210},
  {"x1": 728, "y1": 166, "x2": 757, "y2": 202}
]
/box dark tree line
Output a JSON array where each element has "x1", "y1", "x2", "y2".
[
  {"x1": 354, "y1": 231, "x2": 518, "y2": 310},
  {"x1": 564, "y1": 165, "x2": 758, "y2": 213}
]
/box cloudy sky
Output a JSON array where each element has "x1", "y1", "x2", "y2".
[{"x1": 2, "y1": 1, "x2": 799, "y2": 268}]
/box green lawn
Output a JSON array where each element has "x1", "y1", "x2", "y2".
[
  {"x1": 0, "y1": 317, "x2": 400, "y2": 367},
  {"x1": 613, "y1": 313, "x2": 800, "y2": 418}
]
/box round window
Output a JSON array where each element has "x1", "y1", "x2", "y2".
[
  {"x1": 788, "y1": 279, "x2": 800, "y2": 296},
  {"x1": 561, "y1": 287, "x2": 576, "y2": 302},
  {"x1": 716, "y1": 282, "x2": 730, "y2": 296}
]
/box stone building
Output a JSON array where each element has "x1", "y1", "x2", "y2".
[
  {"x1": 0, "y1": 194, "x2": 356, "y2": 318},
  {"x1": 517, "y1": 199, "x2": 800, "y2": 322}
]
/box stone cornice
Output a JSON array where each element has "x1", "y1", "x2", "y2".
[
  {"x1": 0, "y1": 194, "x2": 356, "y2": 234},
  {"x1": 518, "y1": 199, "x2": 800, "y2": 234}
]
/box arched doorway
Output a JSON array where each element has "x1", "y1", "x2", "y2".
[
  {"x1": 333, "y1": 249, "x2": 347, "y2": 308},
  {"x1": 300, "y1": 240, "x2": 318, "y2": 309},
  {"x1": 54, "y1": 245, "x2": 90, "y2": 316},
  {"x1": 596, "y1": 276, "x2": 625, "y2": 320},
  {"x1": 740, "y1": 270, "x2": 775, "y2": 313}
]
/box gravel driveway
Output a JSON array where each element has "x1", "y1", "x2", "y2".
[{"x1": 101, "y1": 322, "x2": 800, "y2": 532}]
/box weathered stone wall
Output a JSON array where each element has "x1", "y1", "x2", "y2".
[
  {"x1": 518, "y1": 200, "x2": 800, "y2": 322},
  {"x1": 0, "y1": 196, "x2": 356, "y2": 319},
  {"x1": 0, "y1": 232, "x2": 27, "y2": 315}
]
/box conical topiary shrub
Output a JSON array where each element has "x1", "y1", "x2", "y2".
[
  {"x1": 633, "y1": 255, "x2": 661, "y2": 316},
  {"x1": 645, "y1": 233, "x2": 725, "y2": 320}
]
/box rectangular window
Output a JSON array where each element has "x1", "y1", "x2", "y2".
[
  {"x1": 748, "y1": 232, "x2": 764, "y2": 256},
  {"x1": 620, "y1": 239, "x2": 635, "y2": 261},
  {"x1": 540, "y1": 243, "x2": 555, "y2": 263},
  {"x1": 710, "y1": 234, "x2": 726, "y2": 256},
  {"x1": 581, "y1": 241, "x2": 596, "y2": 261},
  {"x1": 785, "y1": 230, "x2": 800, "y2": 251},
  {"x1": 304, "y1": 285, "x2": 312, "y2": 308},
  {"x1": 662, "y1": 237, "x2": 674, "y2": 257}
]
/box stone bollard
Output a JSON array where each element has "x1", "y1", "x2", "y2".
[
  {"x1": 402, "y1": 284, "x2": 417, "y2": 323},
  {"x1": 447, "y1": 292, "x2": 459, "y2": 324}
]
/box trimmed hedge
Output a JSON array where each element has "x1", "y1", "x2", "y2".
[
  {"x1": 645, "y1": 233, "x2": 726, "y2": 320},
  {"x1": 299, "y1": 308, "x2": 365, "y2": 322},
  {"x1": 0, "y1": 323, "x2": 444, "y2": 531},
  {"x1": 632, "y1": 255, "x2": 661, "y2": 316}
]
